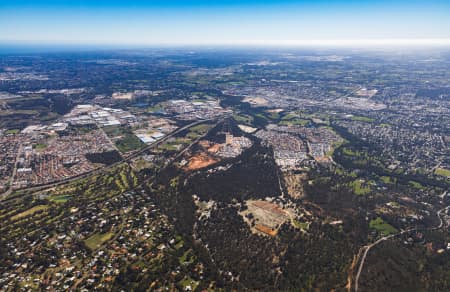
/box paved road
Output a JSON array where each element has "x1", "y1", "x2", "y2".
[
  {"x1": 1, "y1": 143, "x2": 22, "y2": 199},
  {"x1": 354, "y1": 229, "x2": 413, "y2": 292},
  {"x1": 354, "y1": 197, "x2": 449, "y2": 292},
  {"x1": 0, "y1": 118, "x2": 218, "y2": 202},
  {"x1": 434, "y1": 206, "x2": 450, "y2": 230},
  {"x1": 97, "y1": 124, "x2": 123, "y2": 159}
]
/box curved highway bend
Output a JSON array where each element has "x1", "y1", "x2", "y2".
[
  {"x1": 353, "y1": 199, "x2": 449, "y2": 292},
  {"x1": 0, "y1": 117, "x2": 222, "y2": 202}
]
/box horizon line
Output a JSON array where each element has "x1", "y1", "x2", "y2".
[{"x1": 2, "y1": 38, "x2": 450, "y2": 48}]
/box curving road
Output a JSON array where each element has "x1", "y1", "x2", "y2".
[{"x1": 354, "y1": 198, "x2": 449, "y2": 292}]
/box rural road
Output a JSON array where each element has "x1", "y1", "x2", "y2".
[{"x1": 354, "y1": 195, "x2": 449, "y2": 292}]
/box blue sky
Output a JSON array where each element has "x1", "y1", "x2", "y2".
[{"x1": 1, "y1": 0, "x2": 450, "y2": 46}]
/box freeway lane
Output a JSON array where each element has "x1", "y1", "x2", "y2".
[{"x1": 0, "y1": 117, "x2": 220, "y2": 202}]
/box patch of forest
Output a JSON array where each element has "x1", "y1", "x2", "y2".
[
  {"x1": 360, "y1": 236, "x2": 450, "y2": 291},
  {"x1": 85, "y1": 150, "x2": 122, "y2": 165},
  {"x1": 184, "y1": 142, "x2": 281, "y2": 203}
]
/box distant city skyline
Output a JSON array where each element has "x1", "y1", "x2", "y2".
[{"x1": 1, "y1": 0, "x2": 450, "y2": 46}]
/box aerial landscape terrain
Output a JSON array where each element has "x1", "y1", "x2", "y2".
[
  {"x1": 1, "y1": 0, "x2": 450, "y2": 290},
  {"x1": 0, "y1": 47, "x2": 449, "y2": 291}
]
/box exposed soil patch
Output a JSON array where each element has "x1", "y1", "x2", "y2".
[{"x1": 186, "y1": 152, "x2": 218, "y2": 170}]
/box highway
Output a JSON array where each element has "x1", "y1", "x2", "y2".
[{"x1": 0, "y1": 118, "x2": 218, "y2": 202}]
